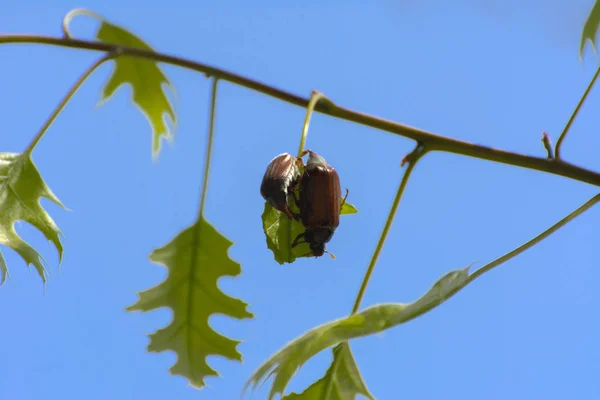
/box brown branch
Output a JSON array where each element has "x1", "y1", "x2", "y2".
[{"x1": 2, "y1": 34, "x2": 600, "y2": 186}]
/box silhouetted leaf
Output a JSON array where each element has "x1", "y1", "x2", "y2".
[
  {"x1": 246, "y1": 267, "x2": 470, "y2": 398},
  {"x1": 0, "y1": 153, "x2": 65, "y2": 283},
  {"x1": 95, "y1": 18, "x2": 176, "y2": 157},
  {"x1": 284, "y1": 343, "x2": 374, "y2": 400},
  {"x1": 127, "y1": 216, "x2": 253, "y2": 388}
]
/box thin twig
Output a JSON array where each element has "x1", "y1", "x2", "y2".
[
  {"x1": 321, "y1": 144, "x2": 426, "y2": 400},
  {"x1": 555, "y1": 65, "x2": 600, "y2": 159},
  {"x1": 25, "y1": 53, "x2": 113, "y2": 154},
  {"x1": 2, "y1": 35, "x2": 600, "y2": 186},
  {"x1": 351, "y1": 143, "x2": 427, "y2": 314},
  {"x1": 467, "y1": 192, "x2": 600, "y2": 283},
  {"x1": 198, "y1": 78, "x2": 219, "y2": 218},
  {"x1": 297, "y1": 90, "x2": 327, "y2": 156}
]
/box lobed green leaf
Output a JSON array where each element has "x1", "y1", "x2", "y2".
[
  {"x1": 94, "y1": 17, "x2": 177, "y2": 157},
  {"x1": 0, "y1": 153, "x2": 65, "y2": 284},
  {"x1": 127, "y1": 216, "x2": 253, "y2": 389}
]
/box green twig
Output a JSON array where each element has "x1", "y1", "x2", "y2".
[
  {"x1": 297, "y1": 90, "x2": 327, "y2": 156},
  {"x1": 3, "y1": 35, "x2": 600, "y2": 186},
  {"x1": 24, "y1": 53, "x2": 113, "y2": 154},
  {"x1": 467, "y1": 192, "x2": 600, "y2": 284},
  {"x1": 555, "y1": 65, "x2": 600, "y2": 159},
  {"x1": 198, "y1": 78, "x2": 219, "y2": 218},
  {"x1": 351, "y1": 144, "x2": 426, "y2": 314},
  {"x1": 321, "y1": 144, "x2": 426, "y2": 399}
]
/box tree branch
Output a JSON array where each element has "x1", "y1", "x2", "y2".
[{"x1": 3, "y1": 34, "x2": 600, "y2": 186}]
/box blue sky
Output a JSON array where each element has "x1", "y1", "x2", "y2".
[{"x1": 1, "y1": 0, "x2": 599, "y2": 399}]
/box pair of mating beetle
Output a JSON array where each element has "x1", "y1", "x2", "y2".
[{"x1": 260, "y1": 149, "x2": 348, "y2": 258}]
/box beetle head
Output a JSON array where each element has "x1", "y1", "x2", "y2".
[{"x1": 309, "y1": 243, "x2": 325, "y2": 257}]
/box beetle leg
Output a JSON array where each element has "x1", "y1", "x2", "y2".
[
  {"x1": 339, "y1": 188, "x2": 349, "y2": 210},
  {"x1": 281, "y1": 206, "x2": 296, "y2": 220},
  {"x1": 291, "y1": 232, "x2": 306, "y2": 248}
]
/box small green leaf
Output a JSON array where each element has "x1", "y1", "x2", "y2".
[
  {"x1": 283, "y1": 343, "x2": 374, "y2": 400},
  {"x1": 262, "y1": 197, "x2": 357, "y2": 264},
  {"x1": 127, "y1": 216, "x2": 253, "y2": 389},
  {"x1": 95, "y1": 18, "x2": 176, "y2": 157},
  {"x1": 0, "y1": 153, "x2": 65, "y2": 283},
  {"x1": 245, "y1": 266, "x2": 470, "y2": 398},
  {"x1": 340, "y1": 202, "x2": 358, "y2": 215},
  {"x1": 580, "y1": 0, "x2": 600, "y2": 57}
]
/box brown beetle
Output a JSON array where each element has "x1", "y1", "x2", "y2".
[
  {"x1": 260, "y1": 153, "x2": 302, "y2": 220},
  {"x1": 292, "y1": 150, "x2": 348, "y2": 257}
]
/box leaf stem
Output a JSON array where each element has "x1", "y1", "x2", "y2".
[
  {"x1": 61, "y1": 8, "x2": 104, "y2": 38},
  {"x1": 351, "y1": 144, "x2": 426, "y2": 314},
  {"x1": 467, "y1": 192, "x2": 600, "y2": 284},
  {"x1": 24, "y1": 53, "x2": 113, "y2": 155},
  {"x1": 198, "y1": 78, "x2": 219, "y2": 218},
  {"x1": 555, "y1": 65, "x2": 600, "y2": 159},
  {"x1": 321, "y1": 145, "x2": 426, "y2": 399},
  {"x1": 3, "y1": 36, "x2": 600, "y2": 186},
  {"x1": 297, "y1": 90, "x2": 326, "y2": 156}
]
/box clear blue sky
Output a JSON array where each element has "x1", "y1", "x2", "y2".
[{"x1": 1, "y1": 0, "x2": 599, "y2": 399}]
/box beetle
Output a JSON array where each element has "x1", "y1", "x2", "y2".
[
  {"x1": 292, "y1": 149, "x2": 348, "y2": 257},
  {"x1": 260, "y1": 152, "x2": 303, "y2": 220}
]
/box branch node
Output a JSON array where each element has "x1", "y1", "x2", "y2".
[
  {"x1": 401, "y1": 143, "x2": 426, "y2": 167},
  {"x1": 541, "y1": 132, "x2": 554, "y2": 159}
]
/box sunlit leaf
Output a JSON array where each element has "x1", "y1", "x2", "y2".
[
  {"x1": 283, "y1": 343, "x2": 374, "y2": 400},
  {"x1": 127, "y1": 216, "x2": 253, "y2": 389},
  {"x1": 245, "y1": 267, "x2": 470, "y2": 398},
  {"x1": 580, "y1": 0, "x2": 600, "y2": 56},
  {"x1": 340, "y1": 202, "x2": 358, "y2": 215},
  {"x1": 262, "y1": 203, "x2": 310, "y2": 264},
  {"x1": 0, "y1": 153, "x2": 65, "y2": 283},
  {"x1": 95, "y1": 18, "x2": 176, "y2": 157},
  {"x1": 262, "y1": 196, "x2": 357, "y2": 264}
]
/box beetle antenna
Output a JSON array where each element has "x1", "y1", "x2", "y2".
[
  {"x1": 293, "y1": 240, "x2": 307, "y2": 247},
  {"x1": 291, "y1": 233, "x2": 307, "y2": 247},
  {"x1": 324, "y1": 250, "x2": 336, "y2": 259}
]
